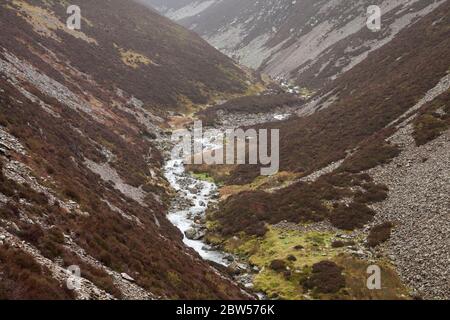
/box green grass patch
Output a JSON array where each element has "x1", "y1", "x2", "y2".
[
  {"x1": 191, "y1": 172, "x2": 216, "y2": 183},
  {"x1": 247, "y1": 228, "x2": 338, "y2": 271},
  {"x1": 225, "y1": 226, "x2": 341, "y2": 299},
  {"x1": 215, "y1": 225, "x2": 409, "y2": 300},
  {"x1": 254, "y1": 269, "x2": 305, "y2": 300}
]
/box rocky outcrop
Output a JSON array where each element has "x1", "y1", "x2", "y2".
[
  {"x1": 0, "y1": 227, "x2": 113, "y2": 300},
  {"x1": 0, "y1": 126, "x2": 26, "y2": 156}
]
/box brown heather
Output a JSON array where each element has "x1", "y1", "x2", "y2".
[
  {"x1": 209, "y1": 3, "x2": 450, "y2": 238},
  {"x1": 0, "y1": 0, "x2": 253, "y2": 299}
]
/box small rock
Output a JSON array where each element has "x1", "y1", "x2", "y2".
[
  {"x1": 228, "y1": 261, "x2": 244, "y2": 275},
  {"x1": 121, "y1": 273, "x2": 135, "y2": 282},
  {"x1": 353, "y1": 250, "x2": 366, "y2": 258},
  {"x1": 244, "y1": 282, "x2": 254, "y2": 289}
]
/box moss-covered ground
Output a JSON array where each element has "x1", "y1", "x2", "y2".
[{"x1": 211, "y1": 226, "x2": 409, "y2": 300}]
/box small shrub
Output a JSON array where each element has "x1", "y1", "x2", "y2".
[
  {"x1": 46, "y1": 165, "x2": 55, "y2": 175},
  {"x1": 331, "y1": 240, "x2": 346, "y2": 248},
  {"x1": 167, "y1": 271, "x2": 182, "y2": 286},
  {"x1": 330, "y1": 203, "x2": 376, "y2": 230},
  {"x1": 367, "y1": 222, "x2": 394, "y2": 247},
  {"x1": 0, "y1": 202, "x2": 21, "y2": 219},
  {"x1": 302, "y1": 261, "x2": 346, "y2": 294},
  {"x1": 355, "y1": 183, "x2": 389, "y2": 204},
  {"x1": 18, "y1": 224, "x2": 45, "y2": 245},
  {"x1": 287, "y1": 255, "x2": 297, "y2": 262},
  {"x1": 413, "y1": 92, "x2": 449, "y2": 146},
  {"x1": 64, "y1": 188, "x2": 81, "y2": 202},
  {"x1": 269, "y1": 259, "x2": 287, "y2": 272},
  {"x1": 340, "y1": 141, "x2": 401, "y2": 173},
  {"x1": 331, "y1": 240, "x2": 355, "y2": 248},
  {"x1": 142, "y1": 130, "x2": 157, "y2": 140}
]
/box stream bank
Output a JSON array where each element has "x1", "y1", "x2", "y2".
[
  {"x1": 161, "y1": 110, "x2": 294, "y2": 296},
  {"x1": 162, "y1": 128, "x2": 258, "y2": 292}
]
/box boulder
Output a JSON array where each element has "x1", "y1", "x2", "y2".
[
  {"x1": 185, "y1": 228, "x2": 205, "y2": 240},
  {"x1": 224, "y1": 254, "x2": 234, "y2": 263},
  {"x1": 228, "y1": 261, "x2": 245, "y2": 275}
]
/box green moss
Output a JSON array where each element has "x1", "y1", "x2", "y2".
[
  {"x1": 213, "y1": 226, "x2": 409, "y2": 300},
  {"x1": 254, "y1": 270, "x2": 304, "y2": 300},
  {"x1": 227, "y1": 227, "x2": 341, "y2": 299},
  {"x1": 191, "y1": 172, "x2": 216, "y2": 183},
  {"x1": 205, "y1": 220, "x2": 220, "y2": 231},
  {"x1": 247, "y1": 228, "x2": 337, "y2": 268}
]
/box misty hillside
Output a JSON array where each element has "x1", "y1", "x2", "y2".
[
  {"x1": 148, "y1": 0, "x2": 445, "y2": 89},
  {"x1": 164, "y1": 0, "x2": 449, "y2": 300},
  {"x1": 0, "y1": 0, "x2": 256, "y2": 299},
  {"x1": 0, "y1": 0, "x2": 448, "y2": 302}
]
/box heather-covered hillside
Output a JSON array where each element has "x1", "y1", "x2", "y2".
[
  {"x1": 149, "y1": 0, "x2": 445, "y2": 89},
  {"x1": 0, "y1": 0, "x2": 254, "y2": 299},
  {"x1": 200, "y1": 2, "x2": 450, "y2": 300},
  {"x1": 1, "y1": 0, "x2": 448, "y2": 302},
  {"x1": 1, "y1": 0, "x2": 252, "y2": 111}
]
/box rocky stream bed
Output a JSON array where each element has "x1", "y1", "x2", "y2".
[{"x1": 161, "y1": 112, "x2": 294, "y2": 295}]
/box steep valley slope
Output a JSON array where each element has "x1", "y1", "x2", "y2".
[
  {"x1": 186, "y1": 1, "x2": 449, "y2": 300},
  {"x1": 145, "y1": 0, "x2": 446, "y2": 90},
  {"x1": 0, "y1": 0, "x2": 448, "y2": 301},
  {"x1": 0, "y1": 0, "x2": 257, "y2": 299}
]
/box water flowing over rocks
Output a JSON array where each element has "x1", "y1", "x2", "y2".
[
  {"x1": 160, "y1": 118, "x2": 296, "y2": 295},
  {"x1": 162, "y1": 111, "x2": 297, "y2": 263},
  {"x1": 163, "y1": 133, "x2": 230, "y2": 265}
]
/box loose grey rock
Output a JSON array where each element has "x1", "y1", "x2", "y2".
[{"x1": 121, "y1": 273, "x2": 135, "y2": 283}]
